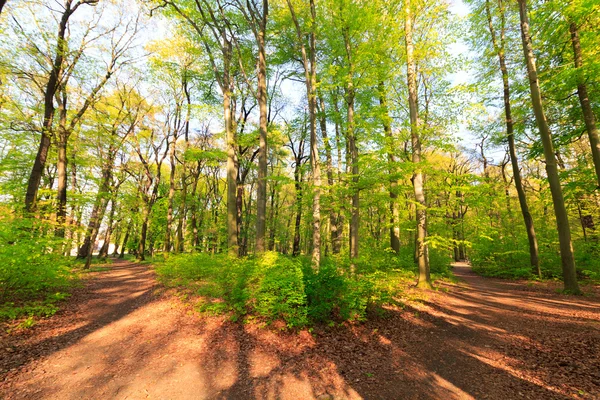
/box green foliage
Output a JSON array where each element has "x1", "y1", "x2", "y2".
[
  {"x1": 156, "y1": 250, "x2": 410, "y2": 328},
  {"x1": 0, "y1": 210, "x2": 76, "y2": 320},
  {"x1": 250, "y1": 252, "x2": 307, "y2": 327}
]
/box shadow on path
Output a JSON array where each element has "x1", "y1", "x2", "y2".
[{"x1": 1, "y1": 261, "x2": 598, "y2": 399}]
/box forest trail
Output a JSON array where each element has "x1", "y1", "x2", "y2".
[{"x1": 1, "y1": 260, "x2": 599, "y2": 400}]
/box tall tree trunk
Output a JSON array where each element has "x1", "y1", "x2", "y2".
[
  {"x1": 485, "y1": 0, "x2": 540, "y2": 276},
  {"x1": 518, "y1": 0, "x2": 580, "y2": 293},
  {"x1": 255, "y1": 0, "x2": 269, "y2": 254},
  {"x1": 343, "y1": 27, "x2": 359, "y2": 266},
  {"x1": 307, "y1": 0, "x2": 321, "y2": 267},
  {"x1": 25, "y1": 0, "x2": 83, "y2": 212},
  {"x1": 569, "y1": 22, "x2": 600, "y2": 189},
  {"x1": 287, "y1": 0, "x2": 320, "y2": 266},
  {"x1": 190, "y1": 170, "x2": 201, "y2": 249},
  {"x1": 118, "y1": 222, "x2": 131, "y2": 259},
  {"x1": 379, "y1": 81, "x2": 400, "y2": 254},
  {"x1": 318, "y1": 94, "x2": 341, "y2": 254},
  {"x1": 112, "y1": 222, "x2": 122, "y2": 257},
  {"x1": 333, "y1": 96, "x2": 344, "y2": 254},
  {"x1": 406, "y1": 0, "x2": 431, "y2": 289},
  {"x1": 165, "y1": 132, "x2": 177, "y2": 252},
  {"x1": 77, "y1": 165, "x2": 112, "y2": 259},
  {"x1": 268, "y1": 187, "x2": 278, "y2": 250},
  {"x1": 224, "y1": 82, "x2": 238, "y2": 256},
  {"x1": 138, "y1": 205, "x2": 150, "y2": 261},
  {"x1": 99, "y1": 199, "x2": 115, "y2": 258},
  {"x1": 293, "y1": 155, "x2": 303, "y2": 256},
  {"x1": 83, "y1": 188, "x2": 111, "y2": 269},
  {"x1": 55, "y1": 92, "x2": 68, "y2": 238}
]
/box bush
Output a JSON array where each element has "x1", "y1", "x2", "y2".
[
  {"x1": 156, "y1": 251, "x2": 405, "y2": 327},
  {"x1": 0, "y1": 210, "x2": 75, "y2": 320},
  {"x1": 250, "y1": 252, "x2": 307, "y2": 327}
]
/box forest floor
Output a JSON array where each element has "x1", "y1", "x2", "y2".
[{"x1": 1, "y1": 260, "x2": 599, "y2": 400}]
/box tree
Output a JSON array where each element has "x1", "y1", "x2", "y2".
[
  {"x1": 406, "y1": 0, "x2": 431, "y2": 289},
  {"x1": 517, "y1": 0, "x2": 580, "y2": 294},
  {"x1": 24, "y1": 0, "x2": 99, "y2": 213},
  {"x1": 286, "y1": 0, "x2": 321, "y2": 267},
  {"x1": 159, "y1": 0, "x2": 240, "y2": 256},
  {"x1": 482, "y1": 0, "x2": 540, "y2": 276}
]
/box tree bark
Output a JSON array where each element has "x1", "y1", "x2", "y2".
[
  {"x1": 379, "y1": 82, "x2": 400, "y2": 254},
  {"x1": 406, "y1": 0, "x2": 431, "y2": 289},
  {"x1": 318, "y1": 93, "x2": 341, "y2": 254},
  {"x1": 25, "y1": 0, "x2": 95, "y2": 212},
  {"x1": 569, "y1": 22, "x2": 600, "y2": 189},
  {"x1": 255, "y1": 0, "x2": 269, "y2": 254},
  {"x1": 224, "y1": 81, "x2": 238, "y2": 256},
  {"x1": 518, "y1": 0, "x2": 579, "y2": 293},
  {"x1": 287, "y1": 0, "x2": 320, "y2": 267},
  {"x1": 292, "y1": 140, "x2": 305, "y2": 256},
  {"x1": 99, "y1": 198, "x2": 116, "y2": 258},
  {"x1": 165, "y1": 128, "x2": 177, "y2": 252},
  {"x1": 342, "y1": 25, "x2": 359, "y2": 266},
  {"x1": 485, "y1": 0, "x2": 540, "y2": 276},
  {"x1": 55, "y1": 89, "x2": 69, "y2": 238},
  {"x1": 118, "y1": 222, "x2": 131, "y2": 259}
]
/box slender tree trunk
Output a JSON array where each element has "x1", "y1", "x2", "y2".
[
  {"x1": 224, "y1": 82, "x2": 238, "y2": 256},
  {"x1": 406, "y1": 0, "x2": 431, "y2": 289},
  {"x1": 83, "y1": 191, "x2": 111, "y2": 269},
  {"x1": 25, "y1": 0, "x2": 80, "y2": 212},
  {"x1": 318, "y1": 94, "x2": 341, "y2": 254},
  {"x1": 379, "y1": 82, "x2": 400, "y2": 254},
  {"x1": 518, "y1": 0, "x2": 579, "y2": 293},
  {"x1": 255, "y1": 3, "x2": 269, "y2": 254},
  {"x1": 55, "y1": 124, "x2": 68, "y2": 237},
  {"x1": 293, "y1": 156, "x2": 303, "y2": 256},
  {"x1": 112, "y1": 222, "x2": 122, "y2": 257},
  {"x1": 307, "y1": 0, "x2": 321, "y2": 267},
  {"x1": 342, "y1": 27, "x2": 359, "y2": 266},
  {"x1": 288, "y1": 0, "x2": 321, "y2": 266},
  {"x1": 569, "y1": 22, "x2": 600, "y2": 188},
  {"x1": 165, "y1": 132, "x2": 177, "y2": 252},
  {"x1": 119, "y1": 222, "x2": 131, "y2": 259},
  {"x1": 268, "y1": 187, "x2": 278, "y2": 251},
  {"x1": 77, "y1": 166, "x2": 112, "y2": 259},
  {"x1": 485, "y1": 0, "x2": 540, "y2": 275},
  {"x1": 190, "y1": 170, "x2": 201, "y2": 248},
  {"x1": 333, "y1": 97, "x2": 344, "y2": 254},
  {"x1": 346, "y1": 90, "x2": 358, "y2": 264},
  {"x1": 99, "y1": 199, "x2": 115, "y2": 258},
  {"x1": 138, "y1": 205, "x2": 150, "y2": 261}
]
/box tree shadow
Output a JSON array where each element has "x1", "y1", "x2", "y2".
[
  {"x1": 3, "y1": 261, "x2": 598, "y2": 399},
  {"x1": 0, "y1": 261, "x2": 159, "y2": 379}
]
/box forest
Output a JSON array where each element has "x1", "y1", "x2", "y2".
[{"x1": 0, "y1": 0, "x2": 599, "y2": 397}]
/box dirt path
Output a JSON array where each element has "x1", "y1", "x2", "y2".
[{"x1": 1, "y1": 261, "x2": 599, "y2": 400}]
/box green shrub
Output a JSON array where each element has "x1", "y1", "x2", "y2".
[
  {"x1": 156, "y1": 251, "x2": 409, "y2": 327},
  {"x1": 303, "y1": 259, "x2": 348, "y2": 322},
  {"x1": 0, "y1": 210, "x2": 75, "y2": 321},
  {"x1": 250, "y1": 252, "x2": 307, "y2": 327},
  {"x1": 156, "y1": 253, "x2": 252, "y2": 315}
]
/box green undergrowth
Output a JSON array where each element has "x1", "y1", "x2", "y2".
[
  {"x1": 470, "y1": 238, "x2": 600, "y2": 283},
  {"x1": 156, "y1": 249, "x2": 453, "y2": 328},
  {"x1": 0, "y1": 211, "x2": 78, "y2": 323}
]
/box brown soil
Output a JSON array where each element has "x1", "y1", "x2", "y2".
[{"x1": 1, "y1": 260, "x2": 599, "y2": 399}]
